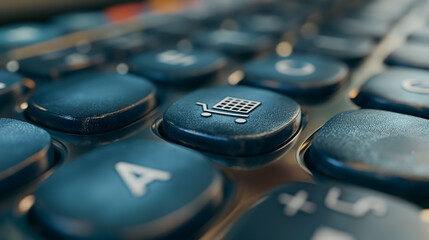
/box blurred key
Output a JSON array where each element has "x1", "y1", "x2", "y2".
[
  {"x1": 295, "y1": 34, "x2": 375, "y2": 63},
  {"x1": 225, "y1": 182, "x2": 427, "y2": 240},
  {"x1": 386, "y1": 41, "x2": 429, "y2": 69},
  {"x1": 99, "y1": 32, "x2": 158, "y2": 59},
  {"x1": 129, "y1": 49, "x2": 226, "y2": 84},
  {"x1": 306, "y1": 110, "x2": 429, "y2": 204},
  {"x1": 29, "y1": 140, "x2": 228, "y2": 240},
  {"x1": 26, "y1": 72, "x2": 156, "y2": 134},
  {"x1": 238, "y1": 14, "x2": 298, "y2": 38},
  {"x1": 18, "y1": 45, "x2": 106, "y2": 80},
  {"x1": 353, "y1": 68, "x2": 429, "y2": 118},
  {"x1": 162, "y1": 86, "x2": 301, "y2": 157},
  {"x1": 241, "y1": 54, "x2": 348, "y2": 100},
  {"x1": 0, "y1": 118, "x2": 54, "y2": 193},
  {"x1": 0, "y1": 70, "x2": 23, "y2": 103},
  {"x1": 193, "y1": 29, "x2": 273, "y2": 57},
  {"x1": 408, "y1": 26, "x2": 429, "y2": 43},
  {"x1": 0, "y1": 23, "x2": 62, "y2": 51},
  {"x1": 321, "y1": 18, "x2": 390, "y2": 39},
  {"x1": 52, "y1": 11, "x2": 108, "y2": 33}
]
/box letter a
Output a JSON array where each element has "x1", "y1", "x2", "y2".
[{"x1": 115, "y1": 162, "x2": 172, "y2": 197}]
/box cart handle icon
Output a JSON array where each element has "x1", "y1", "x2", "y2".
[{"x1": 196, "y1": 102, "x2": 249, "y2": 124}]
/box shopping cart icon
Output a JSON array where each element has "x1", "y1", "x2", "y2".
[{"x1": 196, "y1": 96, "x2": 261, "y2": 124}]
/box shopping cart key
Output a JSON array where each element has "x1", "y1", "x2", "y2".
[
  {"x1": 52, "y1": 11, "x2": 108, "y2": 33},
  {"x1": 0, "y1": 70, "x2": 24, "y2": 104},
  {"x1": 353, "y1": 68, "x2": 429, "y2": 119},
  {"x1": 162, "y1": 86, "x2": 301, "y2": 157},
  {"x1": 0, "y1": 23, "x2": 62, "y2": 51},
  {"x1": 241, "y1": 54, "x2": 348, "y2": 100},
  {"x1": 306, "y1": 110, "x2": 429, "y2": 204},
  {"x1": 129, "y1": 49, "x2": 226, "y2": 84},
  {"x1": 224, "y1": 182, "x2": 427, "y2": 240},
  {"x1": 0, "y1": 118, "x2": 54, "y2": 193},
  {"x1": 29, "y1": 140, "x2": 228, "y2": 240},
  {"x1": 26, "y1": 72, "x2": 156, "y2": 134},
  {"x1": 386, "y1": 41, "x2": 429, "y2": 70}
]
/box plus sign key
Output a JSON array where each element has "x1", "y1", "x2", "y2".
[
  {"x1": 224, "y1": 182, "x2": 427, "y2": 240},
  {"x1": 129, "y1": 49, "x2": 226, "y2": 85},
  {"x1": 29, "y1": 140, "x2": 229, "y2": 240},
  {"x1": 161, "y1": 86, "x2": 301, "y2": 164}
]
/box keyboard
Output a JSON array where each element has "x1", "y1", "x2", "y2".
[{"x1": 1, "y1": 0, "x2": 429, "y2": 239}]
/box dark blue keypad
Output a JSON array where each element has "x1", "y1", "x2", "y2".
[
  {"x1": 241, "y1": 54, "x2": 348, "y2": 100},
  {"x1": 0, "y1": 118, "x2": 54, "y2": 193},
  {"x1": 225, "y1": 182, "x2": 427, "y2": 240},
  {"x1": 306, "y1": 110, "x2": 429, "y2": 204},
  {"x1": 129, "y1": 49, "x2": 226, "y2": 84},
  {"x1": 29, "y1": 140, "x2": 228, "y2": 240},
  {"x1": 0, "y1": 70, "x2": 23, "y2": 103},
  {"x1": 52, "y1": 11, "x2": 108, "y2": 33},
  {"x1": 386, "y1": 41, "x2": 429, "y2": 69},
  {"x1": 162, "y1": 86, "x2": 301, "y2": 157},
  {"x1": 353, "y1": 68, "x2": 429, "y2": 119},
  {"x1": 26, "y1": 72, "x2": 156, "y2": 134}
]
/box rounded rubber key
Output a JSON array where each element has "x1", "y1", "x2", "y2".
[
  {"x1": 321, "y1": 18, "x2": 390, "y2": 39},
  {"x1": 162, "y1": 86, "x2": 301, "y2": 157},
  {"x1": 0, "y1": 23, "x2": 62, "y2": 51},
  {"x1": 129, "y1": 49, "x2": 226, "y2": 84},
  {"x1": 306, "y1": 110, "x2": 429, "y2": 204},
  {"x1": 386, "y1": 41, "x2": 429, "y2": 69},
  {"x1": 193, "y1": 29, "x2": 273, "y2": 57},
  {"x1": 295, "y1": 34, "x2": 374, "y2": 63},
  {"x1": 0, "y1": 118, "x2": 54, "y2": 193},
  {"x1": 225, "y1": 182, "x2": 427, "y2": 240},
  {"x1": 409, "y1": 26, "x2": 429, "y2": 43},
  {"x1": 353, "y1": 68, "x2": 429, "y2": 119},
  {"x1": 26, "y1": 72, "x2": 156, "y2": 134},
  {"x1": 0, "y1": 70, "x2": 23, "y2": 103},
  {"x1": 52, "y1": 11, "x2": 108, "y2": 33},
  {"x1": 29, "y1": 140, "x2": 227, "y2": 240},
  {"x1": 100, "y1": 32, "x2": 158, "y2": 59},
  {"x1": 241, "y1": 54, "x2": 348, "y2": 100}
]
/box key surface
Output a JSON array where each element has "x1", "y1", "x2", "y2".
[
  {"x1": 0, "y1": 118, "x2": 54, "y2": 193},
  {"x1": 386, "y1": 41, "x2": 429, "y2": 69},
  {"x1": 162, "y1": 86, "x2": 301, "y2": 158},
  {"x1": 52, "y1": 11, "x2": 108, "y2": 33},
  {"x1": 241, "y1": 54, "x2": 348, "y2": 100},
  {"x1": 29, "y1": 140, "x2": 228, "y2": 240},
  {"x1": 306, "y1": 109, "x2": 429, "y2": 204},
  {"x1": 26, "y1": 72, "x2": 156, "y2": 134},
  {"x1": 129, "y1": 49, "x2": 226, "y2": 84},
  {"x1": 353, "y1": 68, "x2": 429, "y2": 119},
  {"x1": 0, "y1": 70, "x2": 23, "y2": 103},
  {"x1": 225, "y1": 182, "x2": 427, "y2": 240}
]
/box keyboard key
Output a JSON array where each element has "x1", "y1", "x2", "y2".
[
  {"x1": 52, "y1": 11, "x2": 108, "y2": 33},
  {"x1": 0, "y1": 118, "x2": 54, "y2": 193},
  {"x1": 238, "y1": 14, "x2": 298, "y2": 37},
  {"x1": 18, "y1": 46, "x2": 106, "y2": 80},
  {"x1": 193, "y1": 29, "x2": 273, "y2": 57},
  {"x1": 29, "y1": 140, "x2": 227, "y2": 240},
  {"x1": 225, "y1": 182, "x2": 426, "y2": 240},
  {"x1": 26, "y1": 72, "x2": 156, "y2": 134},
  {"x1": 295, "y1": 34, "x2": 375, "y2": 63},
  {"x1": 99, "y1": 32, "x2": 158, "y2": 59},
  {"x1": 0, "y1": 23, "x2": 62, "y2": 51},
  {"x1": 162, "y1": 86, "x2": 301, "y2": 157},
  {"x1": 0, "y1": 70, "x2": 23, "y2": 103},
  {"x1": 129, "y1": 49, "x2": 226, "y2": 84},
  {"x1": 408, "y1": 26, "x2": 429, "y2": 43},
  {"x1": 241, "y1": 54, "x2": 348, "y2": 100},
  {"x1": 321, "y1": 18, "x2": 390, "y2": 39},
  {"x1": 306, "y1": 110, "x2": 429, "y2": 204},
  {"x1": 353, "y1": 68, "x2": 429, "y2": 118},
  {"x1": 386, "y1": 41, "x2": 429, "y2": 69}
]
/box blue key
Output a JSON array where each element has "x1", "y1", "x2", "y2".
[
  {"x1": 129, "y1": 49, "x2": 226, "y2": 84},
  {"x1": 238, "y1": 14, "x2": 298, "y2": 37},
  {"x1": 193, "y1": 29, "x2": 273, "y2": 57},
  {"x1": 18, "y1": 46, "x2": 106, "y2": 80},
  {"x1": 0, "y1": 23, "x2": 62, "y2": 51},
  {"x1": 409, "y1": 26, "x2": 429, "y2": 43},
  {"x1": 386, "y1": 41, "x2": 429, "y2": 69},
  {"x1": 241, "y1": 54, "x2": 348, "y2": 100},
  {"x1": 0, "y1": 118, "x2": 54, "y2": 193},
  {"x1": 162, "y1": 86, "x2": 301, "y2": 158},
  {"x1": 0, "y1": 70, "x2": 23, "y2": 103},
  {"x1": 225, "y1": 182, "x2": 427, "y2": 240},
  {"x1": 29, "y1": 140, "x2": 229, "y2": 240},
  {"x1": 100, "y1": 32, "x2": 158, "y2": 59},
  {"x1": 306, "y1": 110, "x2": 429, "y2": 204},
  {"x1": 321, "y1": 18, "x2": 390, "y2": 39},
  {"x1": 295, "y1": 34, "x2": 375, "y2": 63},
  {"x1": 52, "y1": 11, "x2": 108, "y2": 33},
  {"x1": 353, "y1": 68, "x2": 429, "y2": 119},
  {"x1": 26, "y1": 72, "x2": 156, "y2": 134}
]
